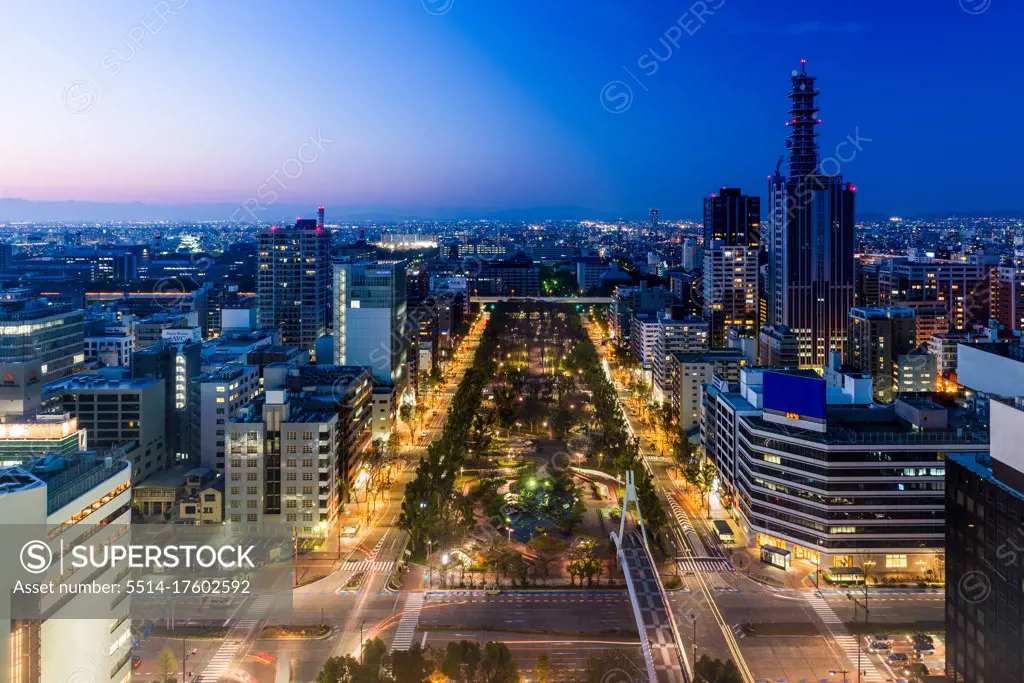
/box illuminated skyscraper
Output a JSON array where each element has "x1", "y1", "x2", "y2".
[
  {"x1": 256, "y1": 217, "x2": 331, "y2": 350},
  {"x1": 765, "y1": 60, "x2": 856, "y2": 367}
]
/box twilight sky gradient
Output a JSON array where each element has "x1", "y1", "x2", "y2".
[{"x1": 1, "y1": 1, "x2": 1021, "y2": 218}]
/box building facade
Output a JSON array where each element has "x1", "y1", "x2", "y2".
[
  {"x1": 765, "y1": 63, "x2": 856, "y2": 368},
  {"x1": 256, "y1": 219, "x2": 331, "y2": 350}
]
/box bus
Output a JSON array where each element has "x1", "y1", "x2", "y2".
[{"x1": 713, "y1": 519, "x2": 735, "y2": 545}]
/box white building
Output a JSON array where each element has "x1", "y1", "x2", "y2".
[
  {"x1": 84, "y1": 334, "x2": 135, "y2": 367},
  {"x1": 1, "y1": 453, "x2": 133, "y2": 683},
  {"x1": 189, "y1": 363, "x2": 260, "y2": 472}
]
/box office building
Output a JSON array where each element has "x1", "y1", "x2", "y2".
[
  {"x1": 946, "y1": 399, "x2": 1024, "y2": 682},
  {"x1": 133, "y1": 338, "x2": 202, "y2": 461},
  {"x1": 84, "y1": 333, "x2": 135, "y2": 367},
  {"x1": 1, "y1": 452, "x2": 133, "y2": 683},
  {"x1": 894, "y1": 348, "x2": 937, "y2": 396},
  {"x1": 702, "y1": 366, "x2": 987, "y2": 574},
  {"x1": 765, "y1": 61, "x2": 856, "y2": 367},
  {"x1": 0, "y1": 413, "x2": 86, "y2": 466},
  {"x1": 0, "y1": 289, "x2": 85, "y2": 384},
  {"x1": 846, "y1": 306, "x2": 918, "y2": 401},
  {"x1": 189, "y1": 363, "x2": 260, "y2": 472},
  {"x1": 257, "y1": 218, "x2": 331, "y2": 350},
  {"x1": 48, "y1": 374, "x2": 166, "y2": 481},
  {"x1": 333, "y1": 260, "x2": 408, "y2": 388},
  {"x1": 0, "y1": 356, "x2": 43, "y2": 419},
  {"x1": 469, "y1": 253, "x2": 541, "y2": 297},
  {"x1": 757, "y1": 323, "x2": 799, "y2": 368}
]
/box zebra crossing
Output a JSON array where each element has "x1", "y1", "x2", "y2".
[
  {"x1": 194, "y1": 639, "x2": 242, "y2": 682},
  {"x1": 244, "y1": 594, "x2": 275, "y2": 618},
  {"x1": 342, "y1": 559, "x2": 396, "y2": 573},
  {"x1": 390, "y1": 592, "x2": 425, "y2": 652},
  {"x1": 677, "y1": 556, "x2": 733, "y2": 573},
  {"x1": 805, "y1": 594, "x2": 885, "y2": 682}
]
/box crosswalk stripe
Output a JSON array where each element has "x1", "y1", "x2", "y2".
[
  {"x1": 195, "y1": 640, "x2": 242, "y2": 682},
  {"x1": 342, "y1": 559, "x2": 396, "y2": 573},
  {"x1": 677, "y1": 557, "x2": 733, "y2": 573},
  {"x1": 804, "y1": 595, "x2": 885, "y2": 681},
  {"x1": 390, "y1": 593, "x2": 426, "y2": 652}
]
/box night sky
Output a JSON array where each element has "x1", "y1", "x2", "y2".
[{"x1": 2, "y1": 0, "x2": 1020, "y2": 217}]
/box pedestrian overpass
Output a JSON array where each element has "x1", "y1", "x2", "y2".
[
  {"x1": 613, "y1": 471, "x2": 691, "y2": 683},
  {"x1": 469, "y1": 295, "x2": 613, "y2": 304}
]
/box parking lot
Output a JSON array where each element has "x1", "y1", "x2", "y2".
[{"x1": 867, "y1": 630, "x2": 944, "y2": 679}]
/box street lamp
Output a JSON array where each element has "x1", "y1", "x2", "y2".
[{"x1": 689, "y1": 613, "x2": 698, "y2": 665}]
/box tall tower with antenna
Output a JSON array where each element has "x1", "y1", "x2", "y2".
[
  {"x1": 317, "y1": 205, "x2": 325, "y2": 229},
  {"x1": 763, "y1": 59, "x2": 856, "y2": 368},
  {"x1": 785, "y1": 58, "x2": 820, "y2": 178}
]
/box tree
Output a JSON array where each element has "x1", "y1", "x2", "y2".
[
  {"x1": 583, "y1": 651, "x2": 638, "y2": 683},
  {"x1": 156, "y1": 646, "x2": 177, "y2": 683},
  {"x1": 480, "y1": 641, "x2": 519, "y2": 683},
  {"x1": 391, "y1": 644, "x2": 431, "y2": 683},
  {"x1": 441, "y1": 641, "x2": 481, "y2": 683},
  {"x1": 693, "y1": 655, "x2": 742, "y2": 683},
  {"x1": 360, "y1": 638, "x2": 391, "y2": 682},
  {"x1": 317, "y1": 655, "x2": 358, "y2": 683},
  {"x1": 697, "y1": 458, "x2": 717, "y2": 517},
  {"x1": 400, "y1": 402, "x2": 416, "y2": 443},
  {"x1": 535, "y1": 655, "x2": 551, "y2": 683}
]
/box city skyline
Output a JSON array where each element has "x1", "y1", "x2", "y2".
[{"x1": 2, "y1": 1, "x2": 1022, "y2": 219}]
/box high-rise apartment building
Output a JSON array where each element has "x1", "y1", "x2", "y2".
[
  {"x1": 765, "y1": 61, "x2": 856, "y2": 367},
  {"x1": 257, "y1": 218, "x2": 331, "y2": 350},
  {"x1": 703, "y1": 187, "x2": 760, "y2": 247},
  {"x1": 702, "y1": 241, "x2": 758, "y2": 346}
]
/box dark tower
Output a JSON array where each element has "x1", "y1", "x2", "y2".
[
  {"x1": 649, "y1": 207, "x2": 660, "y2": 231},
  {"x1": 765, "y1": 60, "x2": 856, "y2": 367},
  {"x1": 703, "y1": 188, "x2": 760, "y2": 247},
  {"x1": 785, "y1": 59, "x2": 820, "y2": 179}
]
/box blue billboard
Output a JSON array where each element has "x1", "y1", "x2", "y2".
[{"x1": 762, "y1": 371, "x2": 827, "y2": 421}]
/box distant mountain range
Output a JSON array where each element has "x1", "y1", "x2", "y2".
[
  {"x1": 0, "y1": 198, "x2": 642, "y2": 224},
  {"x1": 0, "y1": 198, "x2": 1020, "y2": 224}
]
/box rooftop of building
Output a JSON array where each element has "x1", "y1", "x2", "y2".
[
  {"x1": 0, "y1": 451, "x2": 130, "y2": 514},
  {"x1": 195, "y1": 362, "x2": 256, "y2": 383},
  {"x1": 46, "y1": 373, "x2": 161, "y2": 393},
  {"x1": 948, "y1": 452, "x2": 1024, "y2": 503},
  {"x1": 231, "y1": 394, "x2": 339, "y2": 425},
  {"x1": 850, "y1": 305, "x2": 917, "y2": 319},
  {"x1": 672, "y1": 348, "x2": 747, "y2": 364}
]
